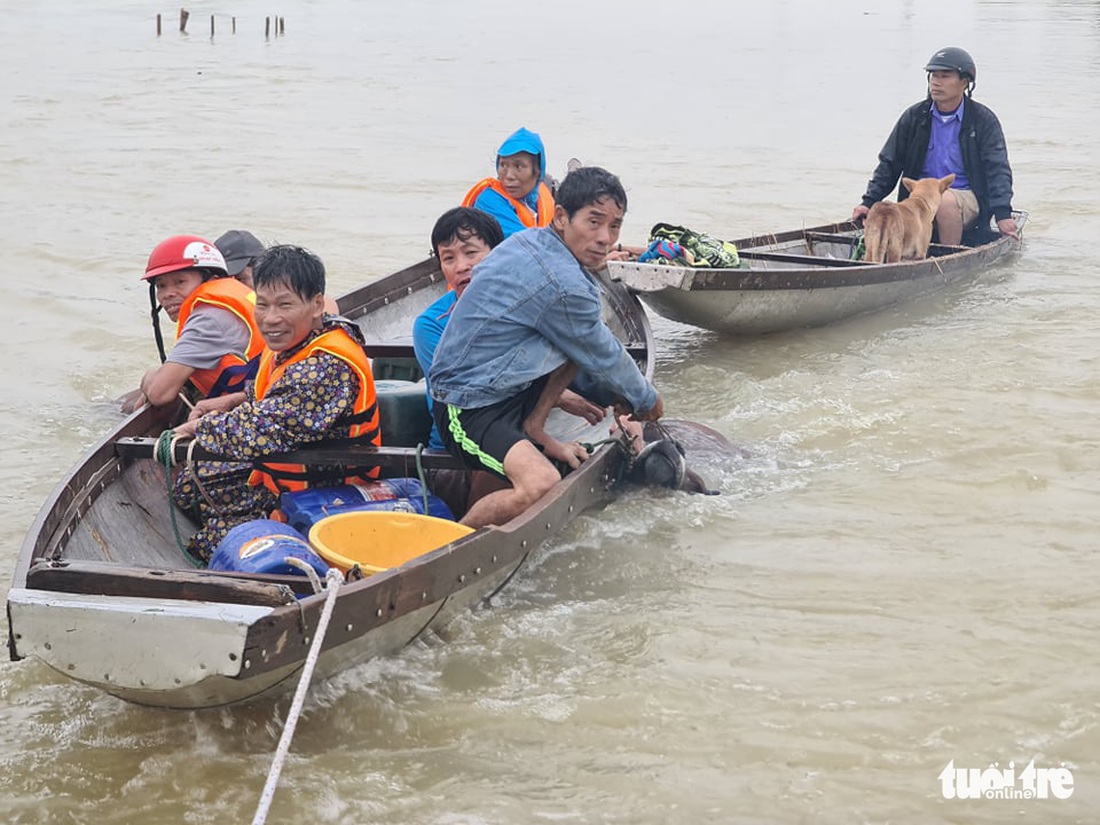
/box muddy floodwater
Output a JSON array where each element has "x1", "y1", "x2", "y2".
[{"x1": 2, "y1": 0, "x2": 1098, "y2": 822}]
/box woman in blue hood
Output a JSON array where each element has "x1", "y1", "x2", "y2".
[{"x1": 462, "y1": 127, "x2": 555, "y2": 237}]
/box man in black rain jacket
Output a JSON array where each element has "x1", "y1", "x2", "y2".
[{"x1": 853, "y1": 46, "x2": 1017, "y2": 246}]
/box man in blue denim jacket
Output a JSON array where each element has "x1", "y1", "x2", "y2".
[{"x1": 430, "y1": 166, "x2": 663, "y2": 528}]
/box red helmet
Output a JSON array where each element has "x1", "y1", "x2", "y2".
[{"x1": 143, "y1": 235, "x2": 229, "y2": 281}]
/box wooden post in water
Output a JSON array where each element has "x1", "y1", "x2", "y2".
[
  {"x1": 265, "y1": 16, "x2": 270, "y2": 38},
  {"x1": 179, "y1": 8, "x2": 189, "y2": 33},
  {"x1": 232, "y1": 16, "x2": 236, "y2": 34},
  {"x1": 156, "y1": 13, "x2": 162, "y2": 36},
  {"x1": 210, "y1": 15, "x2": 215, "y2": 37},
  {"x1": 279, "y1": 17, "x2": 285, "y2": 35}
]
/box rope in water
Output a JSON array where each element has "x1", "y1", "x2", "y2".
[
  {"x1": 252, "y1": 567, "x2": 344, "y2": 825},
  {"x1": 649, "y1": 418, "x2": 689, "y2": 456},
  {"x1": 650, "y1": 418, "x2": 677, "y2": 445}
]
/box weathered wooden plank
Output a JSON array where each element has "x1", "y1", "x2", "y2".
[
  {"x1": 736, "y1": 250, "x2": 871, "y2": 267},
  {"x1": 805, "y1": 231, "x2": 971, "y2": 257},
  {"x1": 804, "y1": 231, "x2": 860, "y2": 246},
  {"x1": 362, "y1": 341, "x2": 648, "y2": 361},
  {"x1": 26, "y1": 559, "x2": 305, "y2": 606},
  {"x1": 113, "y1": 439, "x2": 469, "y2": 471}
]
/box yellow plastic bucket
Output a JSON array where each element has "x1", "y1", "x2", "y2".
[{"x1": 308, "y1": 510, "x2": 474, "y2": 575}]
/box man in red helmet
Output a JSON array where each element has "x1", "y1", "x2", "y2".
[
  {"x1": 852, "y1": 47, "x2": 1017, "y2": 247},
  {"x1": 127, "y1": 234, "x2": 264, "y2": 411}
]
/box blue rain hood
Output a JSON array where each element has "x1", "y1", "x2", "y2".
[{"x1": 496, "y1": 127, "x2": 546, "y2": 181}]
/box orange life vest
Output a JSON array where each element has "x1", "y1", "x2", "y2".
[
  {"x1": 462, "y1": 178, "x2": 555, "y2": 229},
  {"x1": 248, "y1": 326, "x2": 381, "y2": 495},
  {"x1": 175, "y1": 278, "x2": 264, "y2": 398}
]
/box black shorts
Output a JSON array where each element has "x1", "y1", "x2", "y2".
[
  {"x1": 433, "y1": 376, "x2": 549, "y2": 480},
  {"x1": 424, "y1": 467, "x2": 473, "y2": 520}
]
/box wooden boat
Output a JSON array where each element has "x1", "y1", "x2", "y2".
[
  {"x1": 6, "y1": 259, "x2": 655, "y2": 709},
  {"x1": 608, "y1": 214, "x2": 1027, "y2": 335}
]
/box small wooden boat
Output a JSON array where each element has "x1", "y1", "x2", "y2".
[
  {"x1": 608, "y1": 214, "x2": 1027, "y2": 335},
  {"x1": 6, "y1": 259, "x2": 656, "y2": 709}
]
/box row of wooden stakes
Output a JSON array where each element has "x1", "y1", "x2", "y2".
[{"x1": 156, "y1": 10, "x2": 286, "y2": 37}]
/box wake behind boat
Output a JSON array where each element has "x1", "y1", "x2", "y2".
[
  {"x1": 6, "y1": 259, "x2": 680, "y2": 709},
  {"x1": 609, "y1": 215, "x2": 1027, "y2": 335}
]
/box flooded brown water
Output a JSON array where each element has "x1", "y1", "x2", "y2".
[{"x1": 2, "y1": 0, "x2": 1099, "y2": 822}]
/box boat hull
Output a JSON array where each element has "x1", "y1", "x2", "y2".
[
  {"x1": 610, "y1": 218, "x2": 1025, "y2": 335},
  {"x1": 8, "y1": 552, "x2": 523, "y2": 708}
]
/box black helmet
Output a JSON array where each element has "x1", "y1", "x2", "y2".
[{"x1": 924, "y1": 46, "x2": 976, "y2": 83}]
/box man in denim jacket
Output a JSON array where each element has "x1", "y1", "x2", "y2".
[{"x1": 430, "y1": 166, "x2": 663, "y2": 528}]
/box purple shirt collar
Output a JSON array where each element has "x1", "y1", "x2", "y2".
[{"x1": 930, "y1": 96, "x2": 965, "y2": 123}]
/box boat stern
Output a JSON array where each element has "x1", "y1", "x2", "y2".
[{"x1": 7, "y1": 588, "x2": 278, "y2": 707}]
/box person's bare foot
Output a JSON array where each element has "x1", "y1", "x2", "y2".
[{"x1": 566, "y1": 157, "x2": 582, "y2": 174}]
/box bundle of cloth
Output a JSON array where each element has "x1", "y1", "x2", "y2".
[{"x1": 636, "y1": 223, "x2": 742, "y2": 268}]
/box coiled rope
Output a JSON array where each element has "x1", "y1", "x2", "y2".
[
  {"x1": 155, "y1": 430, "x2": 224, "y2": 567},
  {"x1": 252, "y1": 567, "x2": 344, "y2": 825}
]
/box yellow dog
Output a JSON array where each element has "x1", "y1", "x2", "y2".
[{"x1": 864, "y1": 174, "x2": 956, "y2": 263}]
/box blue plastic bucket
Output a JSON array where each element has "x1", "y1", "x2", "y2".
[
  {"x1": 280, "y1": 479, "x2": 454, "y2": 534},
  {"x1": 210, "y1": 519, "x2": 330, "y2": 577}
]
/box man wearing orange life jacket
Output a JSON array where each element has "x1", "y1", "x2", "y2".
[
  {"x1": 245, "y1": 321, "x2": 380, "y2": 497},
  {"x1": 462, "y1": 127, "x2": 555, "y2": 238},
  {"x1": 172, "y1": 244, "x2": 380, "y2": 563},
  {"x1": 134, "y1": 235, "x2": 264, "y2": 409}
]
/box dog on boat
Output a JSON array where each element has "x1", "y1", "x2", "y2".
[{"x1": 863, "y1": 173, "x2": 956, "y2": 263}]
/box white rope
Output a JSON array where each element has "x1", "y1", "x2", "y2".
[
  {"x1": 251, "y1": 567, "x2": 344, "y2": 825},
  {"x1": 168, "y1": 434, "x2": 186, "y2": 467},
  {"x1": 284, "y1": 556, "x2": 325, "y2": 595}
]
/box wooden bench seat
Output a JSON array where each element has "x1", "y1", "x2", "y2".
[
  {"x1": 737, "y1": 250, "x2": 871, "y2": 267},
  {"x1": 26, "y1": 558, "x2": 311, "y2": 604}
]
